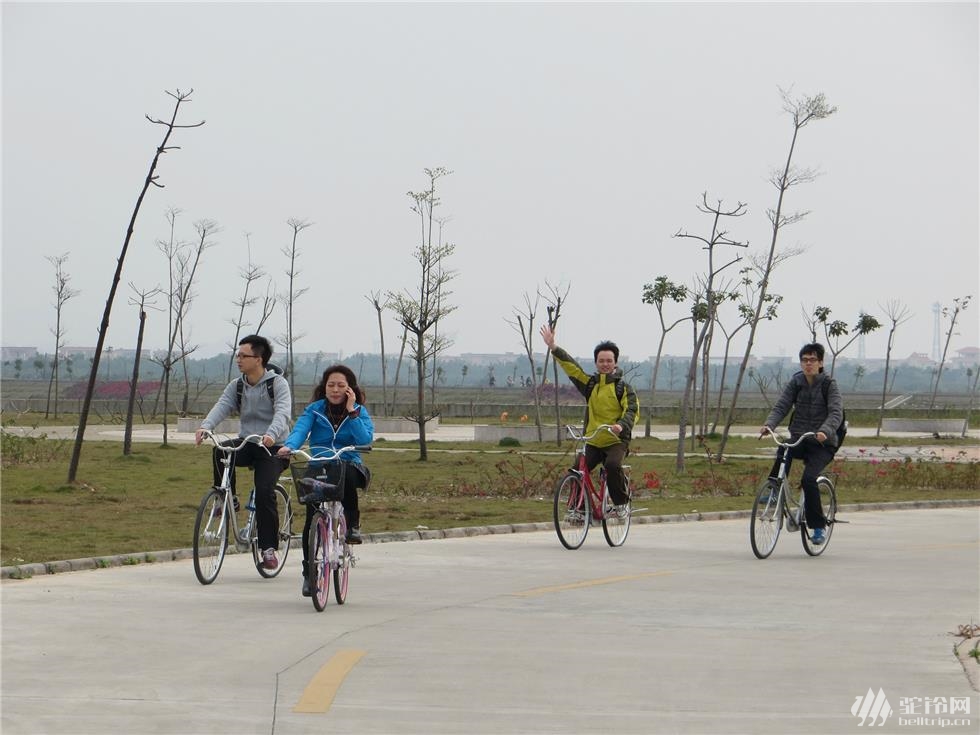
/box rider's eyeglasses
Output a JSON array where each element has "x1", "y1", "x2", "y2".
[
  {"x1": 236, "y1": 352, "x2": 259, "y2": 360},
  {"x1": 800, "y1": 357, "x2": 820, "y2": 364}
]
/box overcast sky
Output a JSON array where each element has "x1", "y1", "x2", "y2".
[{"x1": 3, "y1": 1, "x2": 978, "y2": 367}]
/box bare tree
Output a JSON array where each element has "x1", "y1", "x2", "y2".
[
  {"x1": 254, "y1": 278, "x2": 277, "y2": 334},
  {"x1": 716, "y1": 88, "x2": 836, "y2": 461},
  {"x1": 506, "y1": 291, "x2": 545, "y2": 441},
  {"x1": 673, "y1": 194, "x2": 747, "y2": 472},
  {"x1": 540, "y1": 280, "x2": 570, "y2": 444},
  {"x1": 226, "y1": 232, "x2": 265, "y2": 382},
  {"x1": 811, "y1": 305, "x2": 882, "y2": 376},
  {"x1": 68, "y1": 89, "x2": 204, "y2": 483},
  {"x1": 640, "y1": 275, "x2": 689, "y2": 436},
  {"x1": 176, "y1": 219, "x2": 218, "y2": 414},
  {"x1": 123, "y1": 284, "x2": 162, "y2": 454},
  {"x1": 430, "y1": 215, "x2": 453, "y2": 405},
  {"x1": 150, "y1": 206, "x2": 184, "y2": 419},
  {"x1": 386, "y1": 167, "x2": 457, "y2": 460},
  {"x1": 963, "y1": 362, "x2": 980, "y2": 438},
  {"x1": 930, "y1": 295, "x2": 972, "y2": 409},
  {"x1": 875, "y1": 300, "x2": 912, "y2": 437},
  {"x1": 366, "y1": 291, "x2": 390, "y2": 415},
  {"x1": 44, "y1": 252, "x2": 79, "y2": 419},
  {"x1": 278, "y1": 218, "x2": 312, "y2": 401}
]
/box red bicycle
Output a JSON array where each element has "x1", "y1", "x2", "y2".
[{"x1": 553, "y1": 424, "x2": 633, "y2": 550}]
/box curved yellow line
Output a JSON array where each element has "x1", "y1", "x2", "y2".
[{"x1": 293, "y1": 649, "x2": 366, "y2": 713}]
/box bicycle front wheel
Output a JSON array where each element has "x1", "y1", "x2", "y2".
[
  {"x1": 750, "y1": 479, "x2": 782, "y2": 559},
  {"x1": 802, "y1": 477, "x2": 837, "y2": 556},
  {"x1": 554, "y1": 473, "x2": 590, "y2": 550},
  {"x1": 333, "y1": 512, "x2": 350, "y2": 604},
  {"x1": 193, "y1": 489, "x2": 228, "y2": 585},
  {"x1": 602, "y1": 488, "x2": 632, "y2": 548},
  {"x1": 253, "y1": 484, "x2": 292, "y2": 579},
  {"x1": 308, "y1": 511, "x2": 331, "y2": 611}
]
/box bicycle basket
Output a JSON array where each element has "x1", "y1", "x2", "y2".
[{"x1": 289, "y1": 461, "x2": 346, "y2": 504}]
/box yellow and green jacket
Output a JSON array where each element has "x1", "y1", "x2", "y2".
[{"x1": 551, "y1": 346, "x2": 639, "y2": 448}]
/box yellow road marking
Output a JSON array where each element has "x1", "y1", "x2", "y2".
[
  {"x1": 513, "y1": 570, "x2": 673, "y2": 597},
  {"x1": 293, "y1": 649, "x2": 366, "y2": 714}
]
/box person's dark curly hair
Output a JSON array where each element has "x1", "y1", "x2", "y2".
[{"x1": 312, "y1": 364, "x2": 366, "y2": 404}]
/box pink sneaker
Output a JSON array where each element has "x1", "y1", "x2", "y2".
[{"x1": 261, "y1": 548, "x2": 278, "y2": 570}]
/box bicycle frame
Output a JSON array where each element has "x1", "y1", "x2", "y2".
[
  {"x1": 750, "y1": 429, "x2": 838, "y2": 559},
  {"x1": 204, "y1": 432, "x2": 265, "y2": 549},
  {"x1": 553, "y1": 425, "x2": 634, "y2": 550}
]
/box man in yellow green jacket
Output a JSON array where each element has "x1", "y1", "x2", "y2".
[{"x1": 540, "y1": 324, "x2": 639, "y2": 509}]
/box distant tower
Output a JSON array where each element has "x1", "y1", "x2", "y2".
[{"x1": 932, "y1": 302, "x2": 942, "y2": 361}]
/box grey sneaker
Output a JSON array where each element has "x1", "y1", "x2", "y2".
[{"x1": 607, "y1": 503, "x2": 629, "y2": 520}]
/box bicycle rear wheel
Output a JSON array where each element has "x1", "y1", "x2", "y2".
[
  {"x1": 554, "y1": 473, "x2": 590, "y2": 550},
  {"x1": 601, "y1": 486, "x2": 632, "y2": 548},
  {"x1": 801, "y1": 477, "x2": 837, "y2": 556},
  {"x1": 253, "y1": 484, "x2": 292, "y2": 578},
  {"x1": 308, "y1": 511, "x2": 330, "y2": 611},
  {"x1": 193, "y1": 489, "x2": 228, "y2": 585},
  {"x1": 333, "y1": 512, "x2": 350, "y2": 604},
  {"x1": 750, "y1": 479, "x2": 782, "y2": 559}
]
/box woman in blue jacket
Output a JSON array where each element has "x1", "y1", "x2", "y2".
[{"x1": 278, "y1": 364, "x2": 373, "y2": 596}]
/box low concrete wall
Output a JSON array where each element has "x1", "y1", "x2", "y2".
[{"x1": 880, "y1": 418, "x2": 966, "y2": 433}]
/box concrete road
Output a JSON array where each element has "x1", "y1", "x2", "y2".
[{"x1": 2, "y1": 507, "x2": 978, "y2": 734}]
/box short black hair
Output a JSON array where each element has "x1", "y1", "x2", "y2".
[
  {"x1": 239, "y1": 334, "x2": 272, "y2": 367},
  {"x1": 799, "y1": 343, "x2": 825, "y2": 361},
  {"x1": 594, "y1": 340, "x2": 620, "y2": 362}
]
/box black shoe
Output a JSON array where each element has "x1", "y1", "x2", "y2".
[
  {"x1": 233, "y1": 495, "x2": 240, "y2": 513},
  {"x1": 346, "y1": 527, "x2": 362, "y2": 545},
  {"x1": 302, "y1": 577, "x2": 311, "y2": 597}
]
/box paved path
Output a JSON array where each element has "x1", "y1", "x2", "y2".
[
  {"x1": 6, "y1": 423, "x2": 979, "y2": 462},
  {"x1": 2, "y1": 508, "x2": 978, "y2": 734}
]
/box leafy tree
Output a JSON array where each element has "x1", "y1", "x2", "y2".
[
  {"x1": 641, "y1": 276, "x2": 689, "y2": 436},
  {"x1": 812, "y1": 306, "x2": 882, "y2": 376},
  {"x1": 67, "y1": 89, "x2": 204, "y2": 483}
]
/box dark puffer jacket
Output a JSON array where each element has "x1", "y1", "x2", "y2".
[{"x1": 764, "y1": 371, "x2": 843, "y2": 447}]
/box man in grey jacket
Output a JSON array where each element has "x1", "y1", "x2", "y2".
[
  {"x1": 760, "y1": 342, "x2": 843, "y2": 545},
  {"x1": 195, "y1": 335, "x2": 292, "y2": 570}
]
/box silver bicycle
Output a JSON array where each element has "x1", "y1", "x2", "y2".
[
  {"x1": 750, "y1": 429, "x2": 838, "y2": 559},
  {"x1": 193, "y1": 431, "x2": 293, "y2": 584}
]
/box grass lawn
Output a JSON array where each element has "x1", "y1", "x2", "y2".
[{"x1": 1, "y1": 429, "x2": 977, "y2": 567}]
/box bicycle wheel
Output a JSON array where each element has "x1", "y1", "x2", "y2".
[
  {"x1": 554, "y1": 473, "x2": 590, "y2": 550},
  {"x1": 801, "y1": 477, "x2": 837, "y2": 556},
  {"x1": 750, "y1": 479, "x2": 782, "y2": 559},
  {"x1": 333, "y1": 512, "x2": 350, "y2": 604},
  {"x1": 193, "y1": 489, "x2": 228, "y2": 585},
  {"x1": 601, "y1": 485, "x2": 632, "y2": 548},
  {"x1": 308, "y1": 512, "x2": 331, "y2": 611},
  {"x1": 253, "y1": 484, "x2": 292, "y2": 579}
]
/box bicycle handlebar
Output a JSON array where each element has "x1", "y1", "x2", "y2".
[
  {"x1": 288, "y1": 445, "x2": 373, "y2": 462},
  {"x1": 564, "y1": 424, "x2": 619, "y2": 442},
  {"x1": 761, "y1": 428, "x2": 818, "y2": 448},
  {"x1": 198, "y1": 430, "x2": 272, "y2": 455}
]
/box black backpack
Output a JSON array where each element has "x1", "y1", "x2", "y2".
[
  {"x1": 235, "y1": 363, "x2": 283, "y2": 411},
  {"x1": 792, "y1": 376, "x2": 847, "y2": 451}
]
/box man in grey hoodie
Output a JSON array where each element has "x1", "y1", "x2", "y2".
[
  {"x1": 760, "y1": 342, "x2": 843, "y2": 545},
  {"x1": 195, "y1": 335, "x2": 292, "y2": 570}
]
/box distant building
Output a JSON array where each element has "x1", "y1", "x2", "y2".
[{"x1": 1, "y1": 346, "x2": 38, "y2": 361}]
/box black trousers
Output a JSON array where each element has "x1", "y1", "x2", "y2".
[
  {"x1": 584, "y1": 443, "x2": 630, "y2": 505},
  {"x1": 212, "y1": 438, "x2": 288, "y2": 551},
  {"x1": 769, "y1": 440, "x2": 835, "y2": 530},
  {"x1": 300, "y1": 462, "x2": 368, "y2": 577}
]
